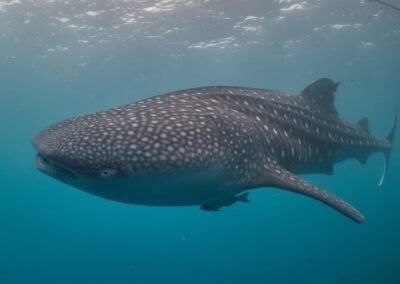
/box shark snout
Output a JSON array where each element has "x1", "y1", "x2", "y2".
[
  {"x1": 32, "y1": 127, "x2": 61, "y2": 158},
  {"x1": 32, "y1": 129, "x2": 73, "y2": 177},
  {"x1": 32, "y1": 117, "x2": 124, "y2": 178}
]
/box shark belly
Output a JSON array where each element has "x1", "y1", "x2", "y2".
[{"x1": 68, "y1": 167, "x2": 243, "y2": 206}]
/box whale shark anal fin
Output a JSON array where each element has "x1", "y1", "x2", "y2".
[
  {"x1": 200, "y1": 192, "x2": 250, "y2": 212},
  {"x1": 260, "y1": 165, "x2": 364, "y2": 223}
]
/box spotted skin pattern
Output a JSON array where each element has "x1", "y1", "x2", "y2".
[{"x1": 32, "y1": 78, "x2": 395, "y2": 223}]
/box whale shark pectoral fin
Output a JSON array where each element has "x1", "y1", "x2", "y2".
[{"x1": 260, "y1": 166, "x2": 364, "y2": 223}]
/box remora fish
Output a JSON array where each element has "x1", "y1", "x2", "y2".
[
  {"x1": 201, "y1": 192, "x2": 250, "y2": 211},
  {"x1": 32, "y1": 78, "x2": 397, "y2": 223}
]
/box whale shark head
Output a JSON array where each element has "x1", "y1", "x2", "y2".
[
  {"x1": 32, "y1": 112, "x2": 139, "y2": 181},
  {"x1": 32, "y1": 111, "x2": 191, "y2": 179},
  {"x1": 32, "y1": 103, "x2": 229, "y2": 205}
]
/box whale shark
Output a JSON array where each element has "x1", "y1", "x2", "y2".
[{"x1": 32, "y1": 78, "x2": 397, "y2": 223}]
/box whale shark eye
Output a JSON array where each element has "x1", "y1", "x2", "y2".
[{"x1": 99, "y1": 169, "x2": 117, "y2": 178}]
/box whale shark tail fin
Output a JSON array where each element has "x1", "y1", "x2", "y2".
[{"x1": 379, "y1": 100, "x2": 398, "y2": 187}]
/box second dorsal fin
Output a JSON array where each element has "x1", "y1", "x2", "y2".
[
  {"x1": 300, "y1": 78, "x2": 340, "y2": 116},
  {"x1": 357, "y1": 118, "x2": 370, "y2": 133}
]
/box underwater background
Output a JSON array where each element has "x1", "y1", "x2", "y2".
[{"x1": 1, "y1": 0, "x2": 400, "y2": 283}]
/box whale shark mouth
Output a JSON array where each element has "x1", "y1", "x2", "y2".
[{"x1": 35, "y1": 154, "x2": 76, "y2": 179}]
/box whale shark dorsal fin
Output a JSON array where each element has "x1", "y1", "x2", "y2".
[
  {"x1": 357, "y1": 118, "x2": 371, "y2": 133},
  {"x1": 259, "y1": 164, "x2": 364, "y2": 223},
  {"x1": 300, "y1": 78, "x2": 340, "y2": 116}
]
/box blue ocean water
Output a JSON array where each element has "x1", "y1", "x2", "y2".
[{"x1": 1, "y1": 0, "x2": 400, "y2": 283}]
